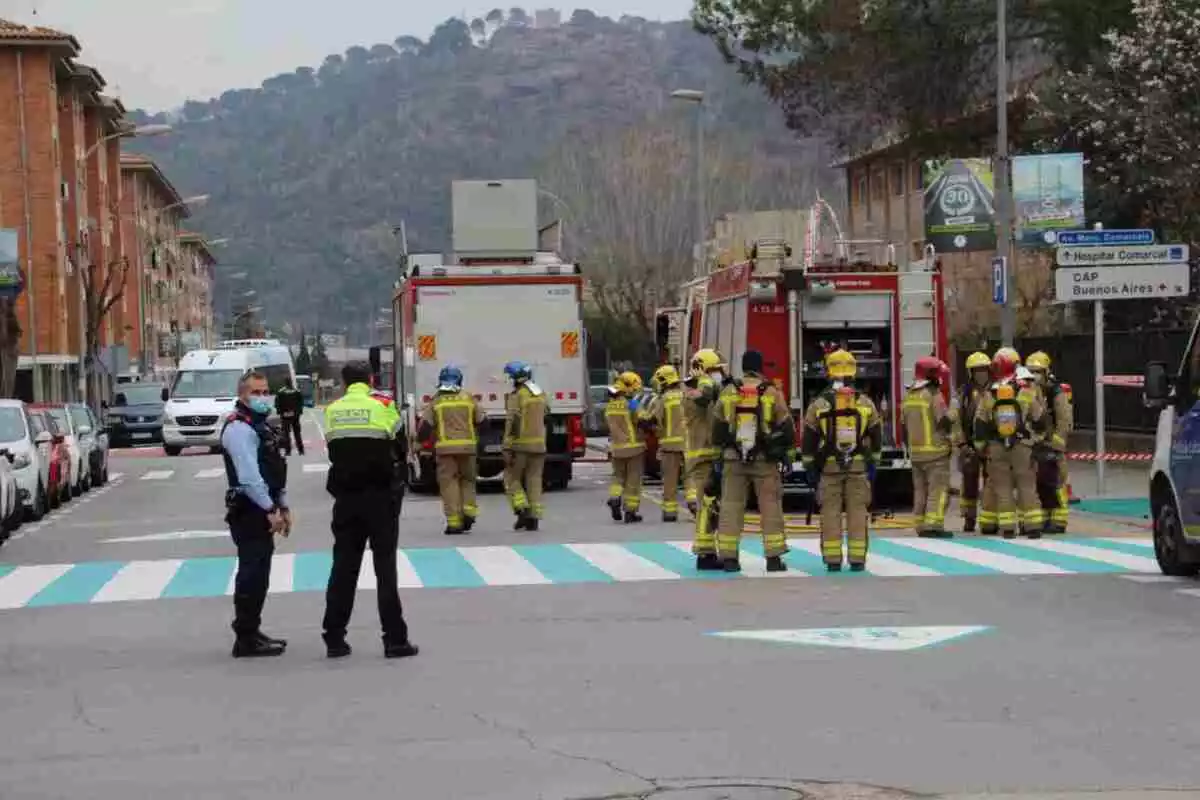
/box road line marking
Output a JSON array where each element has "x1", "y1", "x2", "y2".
[
  {"x1": 893, "y1": 538, "x2": 1068, "y2": 574},
  {"x1": 458, "y1": 545, "x2": 550, "y2": 585},
  {"x1": 357, "y1": 550, "x2": 377, "y2": 589},
  {"x1": 1015, "y1": 539, "x2": 1160, "y2": 572},
  {"x1": 1096, "y1": 536, "x2": 1152, "y2": 549},
  {"x1": 268, "y1": 553, "x2": 295, "y2": 593},
  {"x1": 566, "y1": 542, "x2": 680, "y2": 581},
  {"x1": 195, "y1": 468, "x2": 225, "y2": 479},
  {"x1": 302, "y1": 463, "x2": 330, "y2": 473},
  {"x1": 1175, "y1": 588, "x2": 1200, "y2": 598},
  {"x1": 0, "y1": 564, "x2": 74, "y2": 609},
  {"x1": 1120, "y1": 574, "x2": 1181, "y2": 583},
  {"x1": 395, "y1": 550, "x2": 423, "y2": 588},
  {"x1": 92, "y1": 559, "x2": 184, "y2": 603},
  {"x1": 140, "y1": 470, "x2": 174, "y2": 481}
]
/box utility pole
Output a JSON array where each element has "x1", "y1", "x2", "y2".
[{"x1": 995, "y1": 0, "x2": 1016, "y2": 346}]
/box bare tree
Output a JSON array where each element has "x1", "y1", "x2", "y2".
[{"x1": 81, "y1": 256, "x2": 129, "y2": 408}]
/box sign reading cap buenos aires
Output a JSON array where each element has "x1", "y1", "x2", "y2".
[{"x1": 923, "y1": 158, "x2": 996, "y2": 253}]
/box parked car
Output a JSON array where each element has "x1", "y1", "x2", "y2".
[
  {"x1": 0, "y1": 400, "x2": 48, "y2": 521},
  {"x1": 68, "y1": 403, "x2": 109, "y2": 487},
  {"x1": 28, "y1": 408, "x2": 70, "y2": 509},
  {"x1": 104, "y1": 382, "x2": 167, "y2": 447},
  {"x1": 34, "y1": 405, "x2": 88, "y2": 495}
]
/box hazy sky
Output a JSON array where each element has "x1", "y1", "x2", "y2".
[{"x1": 0, "y1": 0, "x2": 692, "y2": 110}]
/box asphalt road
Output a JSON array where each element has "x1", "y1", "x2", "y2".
[{"x1": 1, "y1": 415, "x2": 1196, "y2": 799}]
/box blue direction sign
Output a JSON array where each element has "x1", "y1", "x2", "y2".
[
  {"x1": 1054, "y1": 229, "x2": 1155, "y2": 246},
  {"x1": 991, "y1": 256, "x2": 1007, "y2": 305}
]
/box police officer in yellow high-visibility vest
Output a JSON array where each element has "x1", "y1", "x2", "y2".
[
  {"x1": 901, "y1": 356, "x2": 956, "y2": 537},
  {"x1": 417, "y1": 364, "x2": 484, "y2": 536},
  {"x1": 1027, "y1": 351, "x2": 1073, "y2": 534},
  {"x1": 713, "y1": 350, "x2": 793, "y2": 573},
  {"x1": 800, "y1": 349, "x2": 883, "y2": 572},
  {"x1": 646, "y1": 364, "x2": 686, "y2": 522},
  {"x1": 321, "y1": 361, "x2": 417, "y2": 660},
  {"x1": 501, "y1": 360, "x2": 549, "y2": 531},
  {"x1": 605, "y1": 371, "x2": 647, "y2": 523},
  {"x1": 683, "y1": 348, "x2": 725, "y2": 569}
]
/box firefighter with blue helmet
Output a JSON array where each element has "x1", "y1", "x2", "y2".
[
  {"x1": 417, "y1": 364, "x2": 484, "y2": 535},
  {"x1": 503, "y1": 359, "x2": 549, "y2": 530}
]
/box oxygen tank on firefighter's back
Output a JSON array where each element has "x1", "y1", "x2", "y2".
[{"x1": 834, "y1": 386, "x2": 859, "y2": 454}]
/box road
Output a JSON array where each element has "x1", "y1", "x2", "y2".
[{"x1": 0, "y1": 414, "x2": 1196, "y2": 799}]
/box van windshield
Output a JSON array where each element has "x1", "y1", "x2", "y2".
[
  {"x1": 116, "y1": 384, "x2": 165, "y2": 405},
  {"x1": 171, "y1": 369, "x2": 243, "y2": 399}
]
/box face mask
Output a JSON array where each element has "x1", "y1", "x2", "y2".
[
  {"x1": 708, "y1": 371, "x2": 723, "y2": 381},
  {"x1": 831, "y1": 380, "x2": 845, "y2": 390},
  {"x1": 247, "y1": 396, "x2": 272, "y2": 415}
]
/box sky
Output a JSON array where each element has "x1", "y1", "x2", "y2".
[{"x1": 0, "y1": 0, "x2": 692, "y2": 110}]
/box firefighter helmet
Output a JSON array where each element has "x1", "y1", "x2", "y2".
[
  {"x1": 966, "y1": 351, "x2": 990, "y2": 370},
  {"x1": 503, "y1": 360, "x2": 532, "y2": 383},
  {"x1": 1026, "y1": 351, "x2": 1051, "y2": 371},
  {"x1": 914, "y1": 355, "x2": 943, "y2": 383},
  {"x1": 992, "y1": 348, "x2": 1020, "y2": 380},
  {"x1": 690, "y1": 348, "x2": 725, "y2": 375},
  {"x1": 652, "y1": 364, "x2": 680, "y2": 388},
  {"x1": 437, "y1": 364, "x2": 464, "y2": 389},
  {"x1": 826, "y1": 349, "x2": 857, "y2": 380},
  {"x1": 618, "y1": 371, "x2": 643, "y2": 393}
]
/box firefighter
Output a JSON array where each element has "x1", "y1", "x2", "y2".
[
  {"x1": 605, "y1": 371, "x2": 647, "y2": 523},
  {"x1": 683, "y1": 348, "x2": 725, "y2": 569},
  {"x1": 902, "y1": 356, "x2": 956, "y2": 538},
  {"x1": 417, "y1": 364, "x2": 484, "y2": 535},
  {"x1": 800, "y1": 349, "x2": 883, "y2": 572},
  {"x1": 957, "y1": 352, "x2": 992, "y2": 532},
  {"x1": 713, "y1": 350, "x2": 793, "y2": 573},
  {"x1": 646, "y1": 364, "x2": 686, "y2": 522},
  {"x1": 1027, "y1": 351, "x2": 1073, "y2": 533},
  {"x1": 973, "y1": 348, "x2": 1048, "y2": 539},
  {"x1": 501, "y1": 360, "x2": 549, "y2": 531}
]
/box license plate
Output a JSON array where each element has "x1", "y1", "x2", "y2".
[
  {"x1": 484, "y1": 444, "x2": 504, "y2": 453},
  {"x1": 132, "y1": 433, "x2": 152, "y2": 440}
]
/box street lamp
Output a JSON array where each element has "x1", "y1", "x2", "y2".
[
  {"x1": 671, "y1": 89, "x2": 706, "y2": 277},
  {"x1": 995, "y1": 0, "x2": 1016, "y2": 345}
]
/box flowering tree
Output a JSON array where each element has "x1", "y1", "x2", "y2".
[{"x1": 1046, "y1": 0, "x2": 1200, "y2": 239}]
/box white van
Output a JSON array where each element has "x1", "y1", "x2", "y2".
[{"x1": 162, "y1": 339, "x2": 296, "y2": 455}]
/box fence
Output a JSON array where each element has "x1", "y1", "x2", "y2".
[{"x1": 955, "y1": 329, "x2": 1190, "y2": 434}]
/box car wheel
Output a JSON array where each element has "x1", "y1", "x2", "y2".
[
  {"x1": 1154, "y1": 499, "x2": 1200, "y2": 577},
  {"x1": 164, "y1": 446, "x2": 182, "y2": 457},
  {"x1": 26, "y1": 485, "x2": 44, "y2": 522}
]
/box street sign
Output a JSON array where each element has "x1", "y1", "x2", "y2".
[
  {"x1": 1054, "y1": 262, "x2": 1190, "y2": 302},
  {"x1": 1054, "y1": 229, "x2": 1155, "y2": 246},
  {"x1": 707, "y1": 625, "x2": 992, "y2": 652},
  {"x1": 1057, "y1": 243, "x2": 1188, "y2": 266},
  {"x1": 991, "y1": 256, "x2": 1007, "y2": 305}
]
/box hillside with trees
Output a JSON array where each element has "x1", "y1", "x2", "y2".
[{"x1": 128, "y1": 10, "x2": 836, "y2": 350}]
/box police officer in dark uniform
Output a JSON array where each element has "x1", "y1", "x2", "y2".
[
  {"x1": 321, "y1": 362, "x2": 418, "y2": 660},
  {"x1": 222, "y1": 369, "x2": 290, "y2": 658},
  {"x1": 274, "y1": 377, "x2": 306, "y2": 455}
]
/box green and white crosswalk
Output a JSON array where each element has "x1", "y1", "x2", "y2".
[{"x1": 0, "y1": 536, "x2": 1160, "y2": 611}]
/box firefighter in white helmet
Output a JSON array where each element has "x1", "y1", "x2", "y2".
[
  {"x1": 800, "y1": 348, "x2": 883, "y2": 571},
  {"x1": 902, "y1": 356, "x2": 956, "y2": 537}
]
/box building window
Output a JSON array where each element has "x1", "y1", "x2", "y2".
[
  {"x1": 855, "y1": 173, "x2": 867, "y2": 206},
  {"x1": 911, "y1": 161, "x2": 924, "y2": 192},
  {"x1": 871, "y1": 171, "x2": 884, "y2": 201},
  {"x1": 891, "y1": 163, "x2": 905, "y2": 195}
]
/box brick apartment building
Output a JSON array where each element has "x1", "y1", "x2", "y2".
[{"x1": 0, "y1": 19, "x2": 214, "y2": 401}]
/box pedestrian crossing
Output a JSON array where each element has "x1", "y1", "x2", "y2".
[
  {"x1": 126, "y1": 463, "x2": 332, "y2": 482},
  {"x1": 0, "y1": 536, "x2": 1161, "y2": 611}
]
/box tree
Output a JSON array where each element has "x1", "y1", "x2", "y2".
[
  {"x1": 470, "y1": 17, "x2": 487, "y2": 43},
  {"x1": 369, "y1": 43, "x2": 397, "y2": 60},
  {"x1": 508, "y1": 7, "x2": 530, "y2": 26},
  {"x1": 426, "y1": 18, "x2": 473, "y2": 55},
  {"x1": 82, "y1": 256, "x2": 129, "y2": 407},
  {"x1": 1044, "y1": 0, "x2": 1200, "y2": 240},
  {"x1": 345, "y1": 45, "x2": 370, "y2": 66},
  {"x1": 394, "y1": 35, "x2": 424, "y2": 53},
  {"x1": 294, "y1": 330, "x2": 312, "y2": 375},
  {"x1": 311, "y1": 334, "x2": 332, "y2": 380},
  {"x1": 691, "y1": 0, "x2": 1134, "y2": 153}
]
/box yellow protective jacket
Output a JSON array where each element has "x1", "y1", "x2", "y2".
[
  {"x1": 682, "y1": 375, "x2": 720, "y2": 463},
  {"x1": 419, "y1": 389, "x2": 483, "y2": 456},
  {"x1": 800, "y1": 386, "x2": 882, "y2": 472},
  {"x1": 605, "y1": 394, "x2": 646, "y2": 457},
  {"x1": 503, "y1": 383, "x2": 548, "y2": 454},
  {"x1": 646, "y1": 385, "x2": 685, "y2": 453},
  {"x1": 901, "y1": 385, "x2": 955, "y2": 462},
  {"x1": 1043, "y1": 380, "x2": 1074, "y2": 452}
]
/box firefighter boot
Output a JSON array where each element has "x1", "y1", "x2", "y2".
[
  {"x1": 607, "y1": 496, "x2": 622, "y2": 522},
  {"x1": 696, "y1": 553, "x2": 723, "y2": 571},
  {"x1": 722, "y1": 556, "x2": 741, "y2": 573},
  {"x1": 662, "y1": 511, "x2": 678, "y2": 523},
  {"x1": 444, "y1": 524, "x2": 465, "y2": 536},
  {"x1": 463, "y1": 514, "x2": 476, "y2": 532},
  {"x1": 766, "y1": 555, "x2": 787, "y2": 573},
  {"x1": 514, "y1": 509, "x2": 534, "y2": 531},
  {"x1": 624, "y1": 510, "x2": 643, "y2": 524}
]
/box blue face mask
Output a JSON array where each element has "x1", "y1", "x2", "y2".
[{"x1": 247, "y1": 396, "x2": 272, "y2": 415}]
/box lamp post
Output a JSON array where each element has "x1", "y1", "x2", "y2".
[
  {"x1": 995, "y1": 0, "x2": 1015, "y2": 345},
  {"x1": 671, "y1": 89, "x2": 706, "y2": 276},
  {"x1": 76, "y1": 123, "x2": 173, "y2": 405}
]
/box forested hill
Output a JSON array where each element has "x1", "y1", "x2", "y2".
[{"x1": 127, "y1": 10, "x2": 832, "y2": 338}]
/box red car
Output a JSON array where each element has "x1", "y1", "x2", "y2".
[{"x1": 27, "y1": 409, "x2": 70, "y2": 508}]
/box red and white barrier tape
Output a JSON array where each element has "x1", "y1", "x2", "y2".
[{"x1": 1067, "y1": 452, "x2": 1152, "y2": 462}]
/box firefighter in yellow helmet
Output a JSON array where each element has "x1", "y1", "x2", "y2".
[
  {"x1": 605, "y1": 371, "x2": 647, "y2": 523},
  {"x1": 418, "y1": 364, "x2": 484, "y2": 535},
  {"x1": 902, "y1": 356, "x2": 956, "y2": 537},
  {"x1": 1026, "y1": 351, "x2": 1073, "y2": 533},
  {"x1": 683, "y1": 348, "x2": 726, "y2": 570},
  {"x1": 645, "y1": 364, "x2": 686, "y2": 522},
  {"x1": 713, "y1": 350, "x2": 793, "y2": 572},
  {"x1": 956, "y1": 351, "x2": 992, "y2": 532},
  {"x1": 973, "y1": 347, "x2": 1048, "y2": 538},
  {"x1": 800, "y1": 348, "x2": 883, "y2": 571}
]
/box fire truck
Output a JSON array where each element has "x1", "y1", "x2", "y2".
[
  {"x1": 657, "y1": 199, "x2": 949, "y2": 505},
  {"x1": 391, "y1": 180, "x2": 588, "y2": 493}
]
